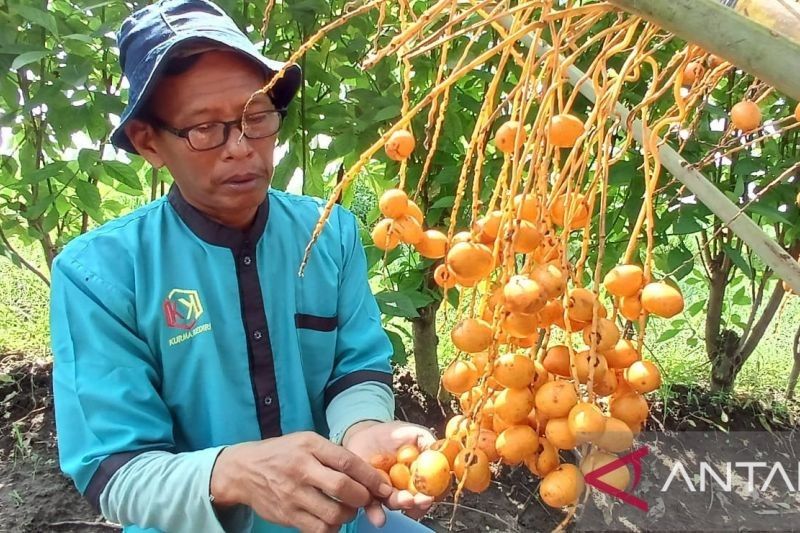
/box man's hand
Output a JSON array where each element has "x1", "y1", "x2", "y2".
[
  {"x1": 210, "y1": 431, "x2": 393, "y2": 533},
  {"x1": 342, "y1": 420, "x2": 438, "y2": 521}
]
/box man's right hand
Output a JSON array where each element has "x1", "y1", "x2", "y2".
[{"x1": 210, "y1": 432, "x2": 394, "y2": 533}]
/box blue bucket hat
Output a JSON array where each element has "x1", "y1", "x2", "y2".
[{"x1": 110, "y1": 0, "x2": 302, "y2": 154}]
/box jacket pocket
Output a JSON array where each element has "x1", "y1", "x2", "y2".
[
  {"x1": 295, "y1": 313, "x2": 338, "y2": 402},
  {"x1": 295, "y1": 313, "x2": 338, "y2": 332}
]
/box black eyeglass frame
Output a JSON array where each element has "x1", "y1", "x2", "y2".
[{"x1": 147, "y1": 108, "x2": 288, "y2": 151}]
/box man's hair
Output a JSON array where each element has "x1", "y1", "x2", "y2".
[{"x1": 162, "y1": 53, "x2": 205, "y2": 77}]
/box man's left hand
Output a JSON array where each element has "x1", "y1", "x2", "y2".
[{"x1": 342, "y1": 420, "x2": 437, "y2": 525}]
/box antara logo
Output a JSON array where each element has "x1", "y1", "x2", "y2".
[
  {"x1": 163, "y1": 289, "x2": 213, "y2": 346},
  {"x1": 163, "y1": 289, "x2": 203, "y2": 330}
]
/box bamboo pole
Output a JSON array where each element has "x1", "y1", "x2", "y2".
[
  {"x1": 608, "y1": 0, "x2": 800, "y2": 102},
  {"x1": 496, "y1": 13, "x2": 800, "y2": 294}
]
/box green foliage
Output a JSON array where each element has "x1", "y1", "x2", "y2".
[{"x1": 0, "y1": 1, "x2": 144, "y2": 270}]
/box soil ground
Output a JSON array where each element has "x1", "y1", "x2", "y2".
[{"x1": 1, "y1": 358, "x2": 797, "y2": 533}]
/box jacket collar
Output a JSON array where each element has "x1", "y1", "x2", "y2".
[{"x1": 167, "y1": 184, "x2": 269, "y2": 249}]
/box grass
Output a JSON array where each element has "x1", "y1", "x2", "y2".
[
  {"x1": 0, "y1": 244, "x2": 51, "y2": 361},
  {"x1": 645, "y1": 287, "x2": 800, "y2": 396}
]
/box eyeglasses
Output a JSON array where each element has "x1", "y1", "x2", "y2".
[{"x1": 148, "y1": 109, "x2": 287, "y2": 151}]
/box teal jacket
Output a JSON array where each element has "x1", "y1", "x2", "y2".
[{"x1": 51, "y1": 185, "x2": 395, "y2": 532}]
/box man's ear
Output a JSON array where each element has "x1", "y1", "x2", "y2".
[{"x1": 125, "y1": 119, "x2": 166, "y2": 168}]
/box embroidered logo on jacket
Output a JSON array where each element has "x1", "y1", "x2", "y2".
[{"x1": 163, "y1": 289, "x2": 212, "y2": 346}]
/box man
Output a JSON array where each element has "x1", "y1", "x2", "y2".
[{"x1": 50, "y1": 1, "x2": 435, "y2": 532}]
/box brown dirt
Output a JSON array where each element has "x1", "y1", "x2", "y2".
[
  {"x1": 1, "y1": 359, "x2": 797, "y2": 533},
  {"x1": 0, "y1": 356, "x2": 113, "y2": 533}
]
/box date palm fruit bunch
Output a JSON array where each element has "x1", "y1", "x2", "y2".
[{"x1": 272, "y1": 0, "x2": 796, "y2": 516}]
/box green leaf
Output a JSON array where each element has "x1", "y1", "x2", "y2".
[
  {"x1": 672, "y1": 210, "x2": 706, "y2": 234},
  {"x1": 403, "y1": 290, "x2": 434, "y2": 310},
  {"x1": 78, "y1": 149, "x2": 100, "y2": 174},
  {"x1": 666, "y1": 245, "x2": 694, "y2": 280},
  {"x1": 11, "y1": 51, "x2": 51, "y2": 71},
  {"x1": 365, "y1": 244, "x2": 384, "y2": 271},
  {"x1": 373, "y1": 105, "x2": 401, "y2": 123},
  {"x1": 746, "y1": 202, "x2": 793, "y2": 226},
  {"x1": 686, "y1": 300, "x2": 705, "y2": 316},
  {"x1": 54, "y1": 196, "x2": 71, "y2": 216},
  {"x1": 62, "y1": 34, "x2": 96, "y2": 44},
  {"x1": 732, "y1": 174, "x2": 745, "y2": 199},
  {"x1": 22, "y1": 194, "x2": 53, "y2": 221},
  {"x1": 731, "y1": 286, "x2": 751, "y2": 306},
  {"x1": 0, "y1": 155, "x2": 19, "y2": 182},
  {"x1": 722, "y1": 244, "x2": 753, "y2": 278},
  {"x1": 75, "y1": 181, "x2": 101, "y2": 210},
  {"x1": 42, "y1": 207, "x2": 59, "y2": 233},
  {"x1": 331, "y1": 133, "x2": 357, "y2": 158},
  {"x1": 335, "y1": 65, "x2": 362, "y2": 79},
  {"x1": 303, "y1": 168, "x2": 326, "y2": 198},
  {"x1": 657, "y1": 329, "x2": 680, "y2": 342},
  {"x1": 17, "y1": 162, "x2": 69, "y2": 187},
  {"x1": 732, "y1": 158, "x2": 762, "y2": 177},
  {"x1": 103, "y1": 161, "x2": 142, "y2": 191},
  {"x1": 446, "y1": 287, "x2": 460, "y2": 308},
  {"x1": 375, "y1": 290, "x2": 420, "y2": 318},
  {"x1": 429, "y1": 196, "x2": 455, "y2": 209},
  {"x1": 59, "y1": 61, "x2": 93, "y2": 87},
  {"x1": 11, "y1": 5, "x2": 59, "y2": 36},
  {"x1": 608, "y1": 159, "x2": 640, "y2": 186},
  {"x1": 81, "y1": 0, "x2": 119, "y2": 9},
  {"x1": 385, "y1": 328, "x2": 407, "y2": 366}
]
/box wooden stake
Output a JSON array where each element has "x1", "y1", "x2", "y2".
[
  {"x1": 491, "y1": 10, "x2": 800, "y2": 294},
  {"x1": 608, "y1": 0, "x2": 800, "y2": 101}
]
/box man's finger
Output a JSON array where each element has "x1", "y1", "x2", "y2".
[
  {"x1": 389, "y1": 423, "x2": 437, "y2": 450},
  {"x1": 312, "y1": 440, "x2": 393, "y2": 499},
  {"x1": 404, "y1": 492, "x2": 434, "y2": 520},
  {"x1": 295, "y1": 486, "x2": 358, "y2": 528},
  {"x1": 306, "y1": 462, "x2": 372, "y2": 509},
  {"x1": 364, "y1": 500, "x2": 387, "y2": 528},
  {"x1": 383, "y1": 489, "x2": 416, "y2": 510},
  {"x1": 416, "y1": 429, "x2": 437, "y2": 451},
  {"x1": 392, "y1": 493, "x2": 433, "y2": 520},
  {"x1": 413, "y1": 492, "x2": 434, "y2": 509}
]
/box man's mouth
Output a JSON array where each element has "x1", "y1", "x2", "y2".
[{"x1": 224, "y1": 172, "x2": 262, "y2": 185}]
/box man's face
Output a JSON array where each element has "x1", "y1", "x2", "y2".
[{"x1": 127, "y1": 50, "x2": 277, "y2": 227}]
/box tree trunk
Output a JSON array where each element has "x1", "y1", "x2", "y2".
[
  {"x1": 710, "y1": 281, "x2": 785, "y2": 392},
  {"x1": 705, "y1": 251, "x2": 730, "y2": 382},
  {"x1": 787, "y1": 324, "x2": 800, "y2": 400},
  {"x1": 709, "y1": 329, "x2": 742, "y2": 393},
  {"x1": 411, "y1": 298, "x2": 442, "y2": 399},
  {"x1": 705, "y1": 259, "x2": 728, "y2": 359},
  {"x1": 39, "y1": 233, "x2": 57, "y2": 273}
]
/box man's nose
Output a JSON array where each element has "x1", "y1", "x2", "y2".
[{"x1": 223, "y1": 123, "x2": 254, "y2": 158}]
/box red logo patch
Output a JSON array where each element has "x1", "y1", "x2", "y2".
[{"x1": 163, "y1": 289, "x2": 203, "y2": 330}]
